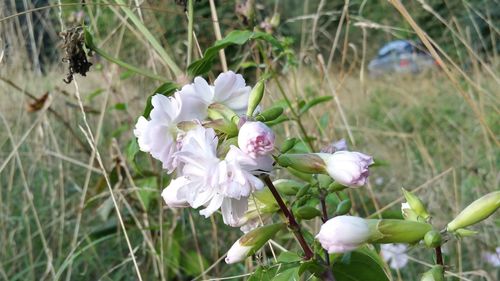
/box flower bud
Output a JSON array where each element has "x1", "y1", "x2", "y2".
[
  {"x1": 280, "y1": 137, "x2": 298, "y2": 153},
  {"x1": 424, "y1": 230, "x2": 442, "y2": 248},
  {"x1": 205, "y1": 118, "x2": 238, "y2": 137},
  {"x1": 277, "y1": 153, "x2": 326, "y2": 174},
  {"x1": 316, "y1": 216, "x2": 371, "y2": 253},
  {"x1": 446, "y1": 191, "x2": 500, "y2": 232},
  {"x1": 328, "y1": 182, "x2": 348, "y2": 192},
  {"x1": 208, "y1": 103, "x2": 238, "y2": 121},
  {"x1": 247, "y1": 80, "x2": 265, "y2": 116},
  {"x1": 401, "y1": 202, "x2": 420, "y2": 221},
  {"x1": 318, "y1": 151, "x2": 374, "y2": 187},
  {"x1": 238, "y1": 121, "x2": 275, "y2": 157},
  {"x1": 367, "y1": 219, "x2": 433, "y2": 244},
  {"x1": 335, "y1": 199, "x2": 352, "y2": 216},
  {"x1": 420, "y1": 265, "x2": 444, "y2": 281},
  {"x1": 402, "y1": 188, "x2": 430, "y2": 220},
  {"x1": 295, "y1": 206, "x2": 322, "y2": 220},
  {"x1": 225, "y1": 223, "x2": 285, "y2": 264},
  {"x1": 273, "y1": 179, "x2": 302, "y2": 196},
  {"x1": 255, "y1": 106, "x2": 284, "y2": 122}
]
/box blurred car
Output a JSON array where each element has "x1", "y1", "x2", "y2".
[{"x1": 368, "y1": 40, "x2": 437, "y2": 76}]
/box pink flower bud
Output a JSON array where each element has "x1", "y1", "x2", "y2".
[
  {"x1": 318, "y1": 151, "x2": 374, "y2": 187},
  {"x1": 316, "y1": 216, "x2": 371, "y2": 253},
  {"x1": 238, "y1": 121, "x2": 275, "y2": 158}
]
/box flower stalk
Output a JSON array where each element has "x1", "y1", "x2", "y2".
[
  {"x1": 435, "y1": 246, "x2": 444, "y2": 266},
  {"x1": 261, "y1": 175, "x2": 314, "y2": 260}
]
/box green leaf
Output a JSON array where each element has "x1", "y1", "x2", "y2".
[
  {"x1": 112, "y1": 102, "x2": 128, "y2": 111},
  {"x1": 298, "y1": 260, "x2": 324, "y2": 276},
  {"x1": 142, "y1": 82, "x2": 179, "y2": 118},
  {"x1": 188, "y1": 30, "x2": 284, "y2": 76},
  {"x1": 272, "y1": 267, "x2": 300, "y2": 281},
  {"x1": 333, "y1": 248, "x2": 390, "y2": 281},
  {"x1": 277, "y1": 252, "x2": 302, "y2": 263},
  {"x1": 299, "y1": 96, "x2": 333, "y2": 115},
  {"x1": 248, "y1": 266, "x2": 278, "y2": 281}
]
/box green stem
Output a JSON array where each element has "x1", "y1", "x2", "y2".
[{"x1": 273, "y1": 76, "x2": 315, "y2": 152}]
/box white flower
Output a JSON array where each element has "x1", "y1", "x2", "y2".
[
  {"x1": 161, "y1": 176, "x2": 190, "y2": 208},
  {"x1": 238, "y1": 121, "x2": 275, "y2": 158},
  {"x1": 380, "y1": 244, "x2": 409, "y2": 269},
  {"x1": 169, "y1": 125, "x2": 265, "y2": 226},
  {"x1": 318, "y1": 151, "x2": 374, "y2": 187},
  {"x1": 212, "y1": 71, "x2": 251, "y2": 114},
  {"x1": 316, "y1": 216, "x2": 371, "y2": 253},
  {"x1": 225, "y1": 239, "x2": 252, "y2": 264},
  {"x1": 184, "y1": 71, "x2": 251, "y2": 115},
  {"x1": 482, "y1": 247, "x2": 500, "y2": 267},
  {"x1": 133, "y1": 91, "x2": 207, "y2": 173}
]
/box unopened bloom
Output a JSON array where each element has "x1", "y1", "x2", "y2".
[
  {"x1": 316, "y1": 216, "x2": 371, "y2": 253},
  {"x1": 225, "y1": 239, "x2": 252, "y2": 264},
  {"x1": 380, "y1": 244, "x2": 409, "y2": 269},
  {"x1": 318, "y1": 151, "x2": 374, "y2": 187},
  {"x1": 447, "y1": 191, "x2": 500, "y2": 232},
  {"x1": 225, "y1": 223, "x2": 285, "y2": 264},
  {"x1": 238, "y1": 121, "x2": 275, "y2": 158}
]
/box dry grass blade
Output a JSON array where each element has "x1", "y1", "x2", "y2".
[{"x1": 71, "y1": 78, "x2": 144, "y2": 281}]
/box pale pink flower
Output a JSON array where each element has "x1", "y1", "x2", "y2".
[
  {"x1": 238, "y1": 121, "x2": 275, "y2": 158},
  {"x1": 381, "y1": 244, "x2": 409, "y2": 269},
  {"x1": 318, "y1": 151, "x2": 374, "y2": 187},
  {"x1": 316, "y1": 216, "x2": 371, "y2": 253}
]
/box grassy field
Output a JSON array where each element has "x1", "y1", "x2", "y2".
[{"x1": 0, "y1": 1, "x2": 498, "y2": 280}]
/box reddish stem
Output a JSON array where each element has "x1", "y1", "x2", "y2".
[{"x1": 261, "y1": 175, "x2": 314, "y2": 260}]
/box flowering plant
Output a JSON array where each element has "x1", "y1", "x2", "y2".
[
  {"x1": 133, "y1": 67, "x2": 499, "y2": 281},
  {"x1": 78, "y1": 20, "x2": 499, "y2": 281}
]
